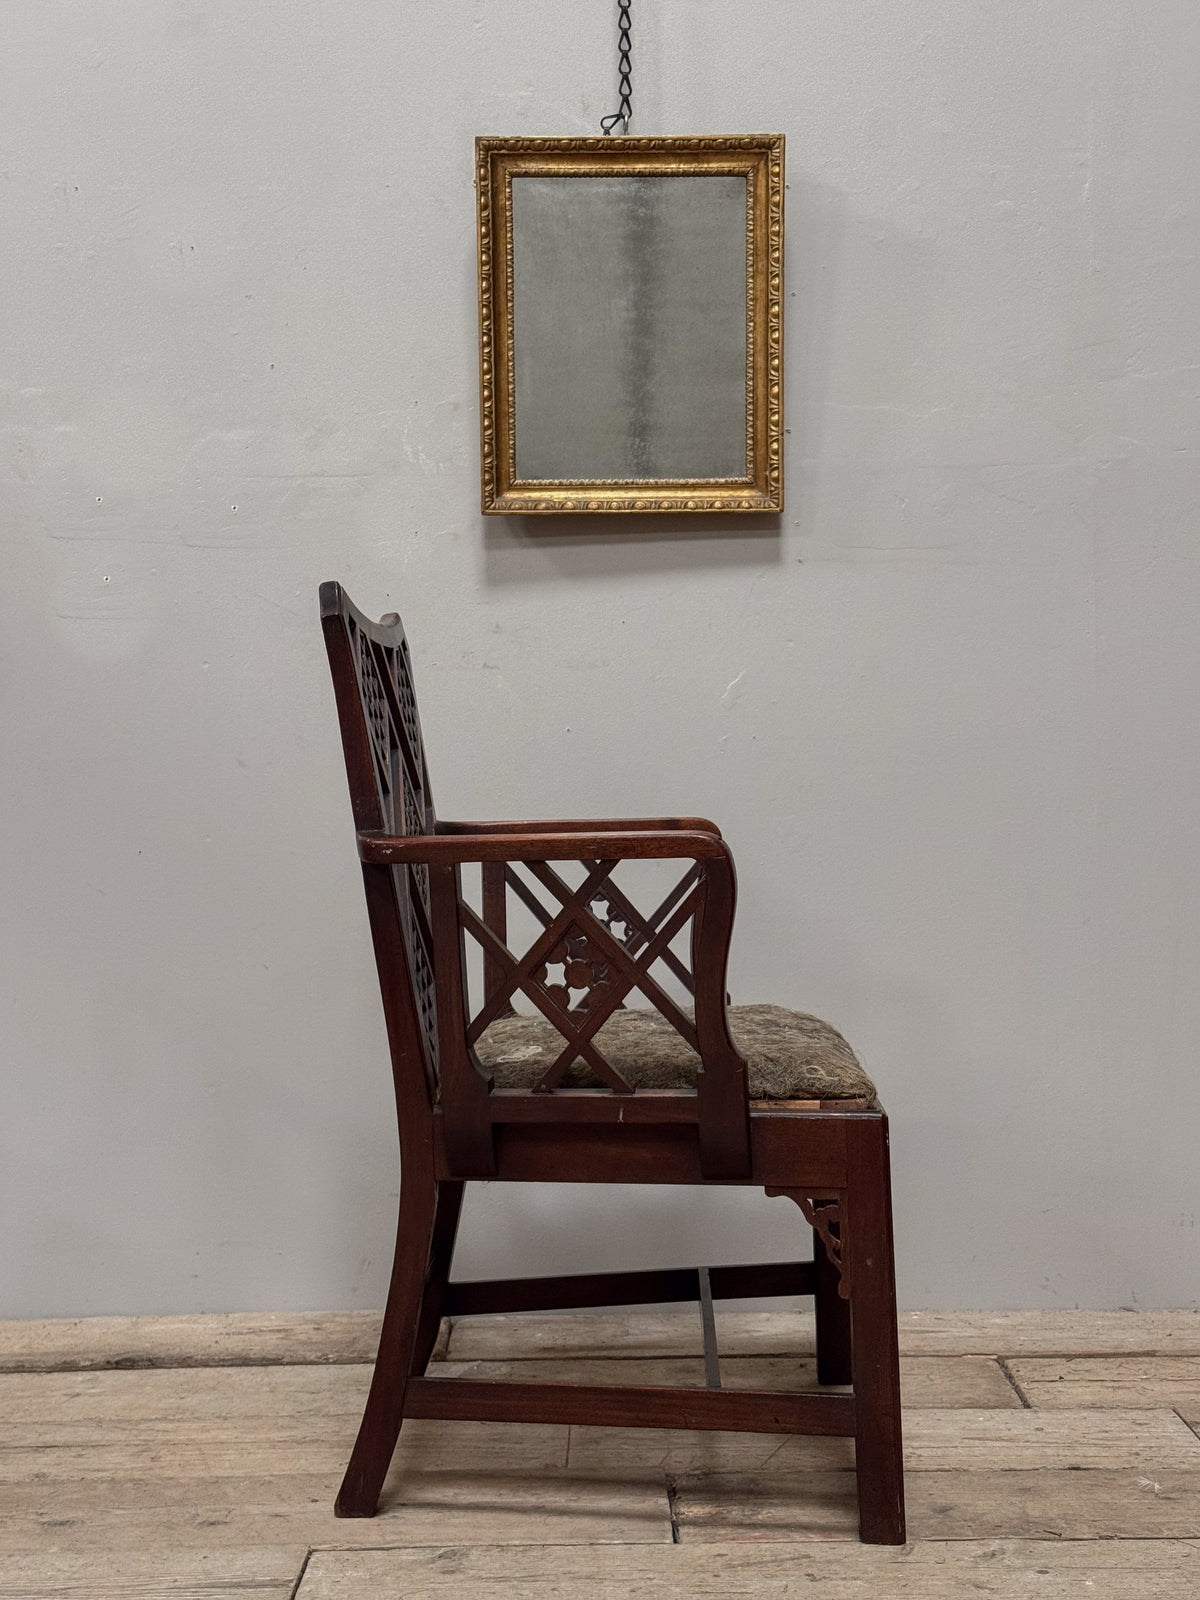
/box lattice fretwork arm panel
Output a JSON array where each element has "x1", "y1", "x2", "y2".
[
  {"x1": 356, "y1": 827, "x2": 753, "y2": 1175},
  {"x1": 460, "y1": 855, "x2": 708, "y2": 1093}
]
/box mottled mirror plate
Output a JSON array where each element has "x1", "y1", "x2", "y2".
[{"x1": 476, "y1": 136, "x2": 784, "y2": 514}]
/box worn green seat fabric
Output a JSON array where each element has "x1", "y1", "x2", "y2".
[{"x1": 475, "y1": 1003, "x2": 875, "y2": 1102}]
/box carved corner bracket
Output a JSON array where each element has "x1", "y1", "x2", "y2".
[{"x1": 766, "y1": 1187, "x2": 851, "y2": 1299}]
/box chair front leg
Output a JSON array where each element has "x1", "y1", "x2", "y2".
[
  {"x1": 814, "y1": 1213, "x2": 853, "y2": 1386},
  {"x1": 845, "y1": 1117, "x2": 906, "y2": 1545},
  {"x1": 335, "y1": 1156, "x2": 439, "y2": 1517}
]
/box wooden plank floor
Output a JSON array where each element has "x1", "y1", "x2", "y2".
[{"x1": 0, "y1": 1310, "x2": 1198, "y2": 1598}]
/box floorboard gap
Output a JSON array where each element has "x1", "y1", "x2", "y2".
[
  {"x1": 287, "y1": 1548, "x2": 312, "y2": 1600},
  {"x1": 997, "y1": 1356, "x2": 1032, "y2": 1407},
  {"x1": 665, "y1": 1475, "x2": 682, "y2": 1544}
]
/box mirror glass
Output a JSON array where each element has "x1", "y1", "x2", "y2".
[{"x1": 510, "y1": 174, "x2": 749, "y2": 482}]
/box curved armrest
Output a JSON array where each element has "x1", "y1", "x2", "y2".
[
  {"x1": 436, "y1": 816, "x2": 722, "y2": 839},
  {"x1": 359, "y1": 829, "x2": 729, "y2": 865}
]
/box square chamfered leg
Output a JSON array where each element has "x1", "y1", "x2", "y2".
[
  {"x1": 845, "y1": 1113, "x2": 905, "y2": 1544},
  {"x1": 814, "y1": 1209, "x2": 853, "y2": 1386}
]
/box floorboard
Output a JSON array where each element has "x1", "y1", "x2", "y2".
[
  {"x1": 293, "y1": 1539, "x2": 1200, "y2": 1599},
  {"x1": 0, "y1": 1313, "x2": 380, "y2": 1374},
  {"x1": 4, "y1": 1307, "x2": 1195, "y2": 1373},
  {"x1": 3, "y1": 1310, "x2": 1199, "y2": 1595},
  {"x1": 0, "y1": 1547, "x2": 305, "y2": 1599},
  {"x1": 564, "y1": 1406, "x2": 1200, "y2": 1474},
  {"x1": 1009, "y1": 1355, "x2": 1200, "y2": 1410},
  {"x1": 445, "y1": 1308, "x2": 1200, "y2": 1362},
  {"x1": 672, "y1": 1467, "x2": 1200, "y2": 1541},
  {"x1": 433, "y1": 1353, "x2": 1020, "y2": 1407},
  {"x1": 0, "y1": 1471, "x2": 672, "y2": 1554}
]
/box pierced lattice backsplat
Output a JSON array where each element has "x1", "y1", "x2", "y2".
[
  {"x1": 347, "y1": 612, "x2": 439, "y2": 1080},
  {"x1": 460, "y1": 856, "x2": 705, "y2": 1093}
]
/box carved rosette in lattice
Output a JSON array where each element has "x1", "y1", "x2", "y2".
[
  {"x1": 588, "y1": 894, "x2": 633, "y2": 949},
  {"x1": 539, "y1": 928, "x2": 615, "y2": 1016}
]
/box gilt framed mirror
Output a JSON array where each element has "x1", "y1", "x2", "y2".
[{"x1": 476, "y1": 135, "x2": 784, "y2": 514}]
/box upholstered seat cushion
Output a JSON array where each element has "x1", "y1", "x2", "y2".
[{"x1": 475, "y1": 1004, "x2": 875, "y2": 1103}]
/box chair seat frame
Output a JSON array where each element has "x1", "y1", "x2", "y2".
[{"x1": 320, "y1": 582, "x2": 905, "y2": 1545}]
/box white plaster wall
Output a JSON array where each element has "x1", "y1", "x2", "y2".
[{"x1": 3, "y1": 1, "x2": 1198, "y2": 1316}]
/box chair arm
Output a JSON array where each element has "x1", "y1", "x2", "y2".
[
  {"x1": 371, "y1": 822, "x2": 749, "y2": 1175},
  {"x1": 358, "y1": 829, "x2": 729, "y2": 865},
  {"x1": 435, "y1": 816, "x2": 722, "y2": 839}
]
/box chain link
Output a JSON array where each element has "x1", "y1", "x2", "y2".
[{"x1": 600, "y1": 1, "x2": 632, "y2": 135}]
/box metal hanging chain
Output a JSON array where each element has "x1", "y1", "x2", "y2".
[{"x1": 600, "y1": 2, "x2": 632, "y2": 135}]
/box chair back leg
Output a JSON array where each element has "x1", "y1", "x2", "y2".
[{"x1": 335, "y1": 1154, "x2": 439, "y2": 1517}]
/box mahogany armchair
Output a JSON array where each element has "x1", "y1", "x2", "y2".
[{"x1": 319, "y1": 581, "x2": 905, "y2": 1544}]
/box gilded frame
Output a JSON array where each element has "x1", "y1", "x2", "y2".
[{"x1": 476, "y1": 135, "x2": 784, "y2": 515}]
